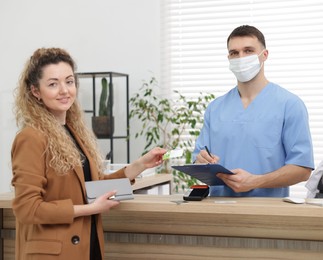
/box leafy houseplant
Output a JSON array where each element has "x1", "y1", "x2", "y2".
[
  {"x1": 92, "y1": 77, "x2": 114, "y2": 139},
  {"x1": 129, "y1": 77, "x2": 215, "y2": 192}
]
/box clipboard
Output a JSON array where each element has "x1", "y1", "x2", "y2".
[
  {"x1": 172, "y1": 164, "x2": 234, "y2": 186},
  {"x1": 85, "y1": 178, "x2": 134, "y2": 203}
]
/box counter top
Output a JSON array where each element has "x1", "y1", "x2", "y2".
[
  {"x1": 2, "y1": 192, "x2": 323, "y2": 241},
  {"x1": 2, "y1": 193, "x2": 323, "y2": 259},
  {"x1": 102, "y1": 194, "x2": 323, "y2": 241}
]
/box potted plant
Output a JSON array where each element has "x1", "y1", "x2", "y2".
[
  {"x1": 92, "y1": 77, "x2": 114, "y2": 139},
  {"x1": 129, "y1": 76, "x2": 215, "y2": 192}
]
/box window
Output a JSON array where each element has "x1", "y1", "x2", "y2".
[{"x1": 161, "y1": 0, "x2": 323, "y2": 197}]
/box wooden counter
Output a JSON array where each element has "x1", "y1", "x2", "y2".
[
  {"x1": 2, "y1": 192, "x2": 323, "y2": 259},
  {"x1": 132, "y1": 173, "x2": 172, "y2": 194}
]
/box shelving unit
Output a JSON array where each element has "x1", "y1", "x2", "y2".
[{"x1": 76, "y1": 71, "x2": 130, "y2": 163}]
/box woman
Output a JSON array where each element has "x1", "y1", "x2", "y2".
[{"x1": 11, "y1": 47, "x2": 166, "y2": 260}]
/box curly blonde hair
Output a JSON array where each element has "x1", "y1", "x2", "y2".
[{"x1": 14, "y1": 48, "x2": 104, "y2": 175}]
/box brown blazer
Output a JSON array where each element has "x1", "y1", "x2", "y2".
[{"x1": 11, "y1": 126, "x2": 128, "y2": 260}]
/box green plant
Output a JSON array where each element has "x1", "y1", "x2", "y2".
[
  {"x1": 98, "y1": 77, "x2": 113, "y2": 117},
  {"x1": 92, "y1": 77, "x2": 114, "y2": 140},
  {"x1": 129, "y1": 77, "x2": 215, "y2": 192},
  {"x1": 99, "y1": 78, "x2": 108, "y2": 116}
]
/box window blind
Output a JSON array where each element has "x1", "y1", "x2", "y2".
[{"x1": 161, "y1": 0, "x2": 323, "y2": 197}]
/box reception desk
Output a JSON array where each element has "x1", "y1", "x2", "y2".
[{"x1": 1, "y1": 192, "x2": 323, "y2": 259}]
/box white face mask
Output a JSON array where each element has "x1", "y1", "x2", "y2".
[{"x1": 229, "y1": 50, "x2": 265, "y2": 82}]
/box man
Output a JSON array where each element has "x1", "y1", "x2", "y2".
[{"x1": 193, "y1": 25, "x2": 314, "y2": 197}]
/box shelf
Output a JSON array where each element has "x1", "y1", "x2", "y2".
[
  {"x1": 77, "y1": 71, "x2": 128, "y2": 78},
  {"x1": 76, "y1": 72, "x2": 130, "y2": 163}
]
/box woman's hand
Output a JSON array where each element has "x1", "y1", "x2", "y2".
[
  {"x1": 139, "y1": 147, "x2": 167, "y2": 168},
  {"x1": 90, "y1": 190, "x2": 120, "y2": 214},
  {"x1": 125, "y1": 147, "x2": 167, "y2": 180},
  {"x1": 73, "y1": 190, "x2": 120, "y2": 218}
]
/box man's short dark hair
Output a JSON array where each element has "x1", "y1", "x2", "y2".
[{"x1": 227, "y1": 25, "x2": 266, "y2": 48}]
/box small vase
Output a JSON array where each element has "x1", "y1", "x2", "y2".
[{"x1": 92, "y1": 116, "x2": 114, "y2": 138}]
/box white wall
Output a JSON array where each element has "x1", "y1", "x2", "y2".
[{"x1": 0, "y1": 0, "x2": 161, "y2": 193}]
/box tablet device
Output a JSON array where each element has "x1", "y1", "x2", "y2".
[
  {"x1": 85, "y1": 178, "x2": 134, "y2": 203},
  {"x1": 172, "y1": 164, "x2": 234, "y2": 186}
]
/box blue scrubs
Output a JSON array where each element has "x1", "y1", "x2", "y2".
[{"x1": 193, "y1": 82, "x2": 314, "y2": 197}]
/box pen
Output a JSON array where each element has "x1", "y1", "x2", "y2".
[{"x1": 205, "y1": 146, "x2": 213, "y2": 158}]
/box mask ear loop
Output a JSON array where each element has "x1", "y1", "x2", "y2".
[{"x1": 258, "y1": 49, "x2": 266, "y2": 57}]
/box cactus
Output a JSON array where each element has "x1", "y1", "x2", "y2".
[
  {"x1": 107, "y1": 81, "x2": 113, "y2": 118},
  {"x1": 92, "y1": 77, "x2": 114, "y2": 139},
  {"x1": 99, "y1": 78, "x2": 108, "y2": 116}
]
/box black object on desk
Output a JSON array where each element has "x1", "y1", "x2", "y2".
[
  {"x1": 315, "y1": 175, "x2": 323, "y2": 198},
  {"x1": 183, "y1": 185, "x2": 210, "y2": 201}
]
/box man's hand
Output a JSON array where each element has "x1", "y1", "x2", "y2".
[
  {"x1": 195, "y1": 149, "x2": 220, "y2": 164},
  {"x1": 217, "y1": 168, "x2": 260, "y2": 193},
  {"x1": 217, "y1": 164, "x2": 311, "y2": 193}
]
